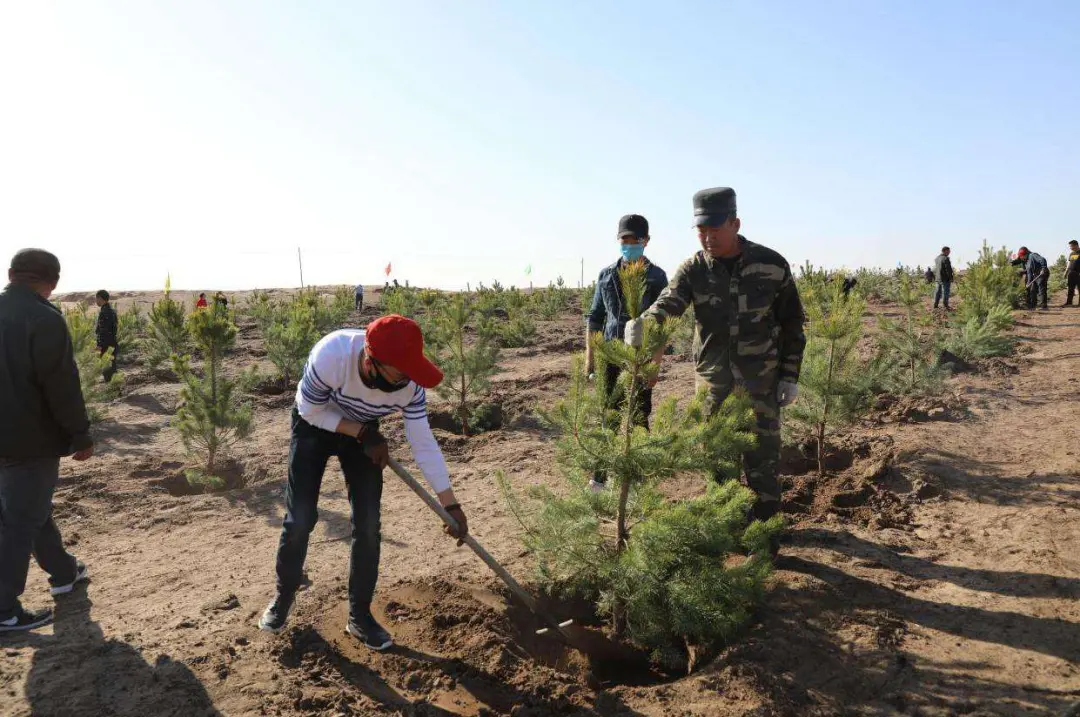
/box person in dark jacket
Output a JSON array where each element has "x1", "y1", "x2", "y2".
[
  {"x1": 95, "y1": 290, "x2": 118, "y2": 382},
  {"x1": 932, "y1": 247, "x2": 955, "y2": 310},
  {"x1": 1011, "y1": 247, "x2": 1049, "y2": 310},
  {"x1": 1062, "y1": 240, "x2": 1080, "y2": 307},
  {"x1": 584, "y1": 214, "x2": 668, "y2": 491},
  {"x1": 0, "y1": 249, "x2": 93, "y2": 632}
]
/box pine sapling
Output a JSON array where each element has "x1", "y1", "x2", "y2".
[
  {"x1": 245, "y1": 290, "x2": 279, "y2": 333},
  {"x1": 429, "y1": 294, "x2": 500, "y2": 435},
  {"x1": 501, "y1": 261, "x2": 779, "y2": 664},
  {"x1": 172, "y1": 303, "x2": 253, "y2": 487},
  {"x1": 955, "y1": 241, "x2": 1025, "y2": 322},
  {"x1": 63, "y1": 304, "x2": 122, "y2": 422},
  {"x1": 785, "y1": 278, "x2": 869, "y2": 476},
  {"x1": 264, "y1": 294, "x2": 321, "y2": 386},
  {"x1": 943, "y1": 303, "x2": 1014, "y2": 361},
  {"x1": 117, "y1": 303, "x2": 147, "y2": 362},
  {"x1": 143, "y1": 277, "x2": 189, "y2": 374},
  {"x1": 875, "y1": 273, "x2": 947, "y2": 395}
]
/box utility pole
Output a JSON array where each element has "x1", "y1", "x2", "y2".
[
  {"x1": 297, "y1": 247, "x2": 305, "y2": 288},
  {"x1": 580, "y1": 257, "x2": 584, "y2": 289}
]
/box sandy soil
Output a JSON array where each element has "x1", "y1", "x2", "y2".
[{"x1": 1, "y1": 291, "x2": 1078, "y2": 716}]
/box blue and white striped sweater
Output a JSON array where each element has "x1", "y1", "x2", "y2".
[{"x1": 294, "y1": 329, "x2": 450, "y2": 493}]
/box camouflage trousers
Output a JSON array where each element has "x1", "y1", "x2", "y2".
[{"x1": 701, "y1": 380, "x2": 781, "y2": 521}]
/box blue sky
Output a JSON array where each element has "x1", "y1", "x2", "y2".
[{"x1": 1, "y1": 1, "x2": 1076, "y2": 292}]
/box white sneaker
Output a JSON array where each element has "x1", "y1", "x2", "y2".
[{"x1": 49, "y1": 561, "x2": 89, "y2": 596}]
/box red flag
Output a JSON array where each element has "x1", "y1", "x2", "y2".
[{"x1": 384, "y1": 262, "x2": 392, "y2": 276}]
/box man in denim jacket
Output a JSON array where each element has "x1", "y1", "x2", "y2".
[{"x1": 584, "y1": 214, "x2": 668, "y2": 491}]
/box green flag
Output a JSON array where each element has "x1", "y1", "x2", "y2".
[{"x1": 524, "y1": 264, "x2": 532, "y2": 276}]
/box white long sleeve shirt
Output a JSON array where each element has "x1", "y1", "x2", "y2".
[{"x1": 295, "y1": 329, "x2": 451, "y2": 493}]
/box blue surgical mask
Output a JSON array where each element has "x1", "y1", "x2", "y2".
[{"x1": 620, "y1": 244, "x2": 645, "y2": 262}]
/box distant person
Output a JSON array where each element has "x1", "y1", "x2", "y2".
[
  {"x1": 354, "y1": 284, "x2": 364, "y2": 312},
  {"x1": 841, "y1": 276, "x2": 858, "y2": 297},
  {"x1": 392, "y1": 279, "x2": 400, "y2": 290},
  {"x1": 1062, "y1": 240, "x2": 1080, "y2": 307},
  {"x1": 1012, "y1": 247, "x2": 1049, "y2": 310},
  {"x1": 195, "y1": 293, "x2": 208, "y2": 309},
  {"x1": 214, "y1": 291, "x2": 228, "y2": 309},
  {"x1": 584, "y1": 214, "x2": 668, "y2": 491},
  {"x1": 0, "y1": 249, "x2": 92, "y2": 633},
  {"x1": 933, "y1": 247, "x2": 954, "y2": 310},
  {"x1": 94, "y1": 290, "x2": 118, "y2": 382},
  {"x1": 259, "y1": 315, "x2": 468, "y2": 650}
]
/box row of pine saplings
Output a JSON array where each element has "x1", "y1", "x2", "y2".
[{"x1": 57, "y1": 250, "x2": 1019, "y2": 667}]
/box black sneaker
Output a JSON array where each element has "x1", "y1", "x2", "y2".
[
  {"x1": 258, "y1": 592, "x2": 294, "y2": 634},
  {"x1": 0, "y1": 606, "x2": 53, "y2": 633},
  {"x1": 49, "y1": 560, "x2": 89, "y2": 596},
  {"x1": 345, "y1": 613, "x2": 393, "y2": 651}
]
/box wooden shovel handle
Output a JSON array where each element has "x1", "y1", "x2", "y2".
[{"x1": 387, "y1": 458, "x2": 567, "y2": 633}]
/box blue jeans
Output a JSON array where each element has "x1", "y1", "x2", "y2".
[
  {"x1": 0, "y1": 457, "x2": 78, "y2": 618},
  {"x1": 934, "y1": 281, "x2": 951, "y2": 308},
  {"x1": 274, "y1": 409, "x2": 383, "y2": 621}
]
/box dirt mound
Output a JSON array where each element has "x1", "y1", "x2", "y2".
[
  {"x1": 976, "y1": 356, "x2": 1021, "y2": 376},
  {"x1": 868, "y1": 393, "x2": 968, "y2": 425},
  {"x1": 271, "y1": 578, "x2": 658, "y2": 715},
  {"x1": 132, "y1": 458, "x2": 256, "y2": 496},
  {"x1": 781, "y1": 436, "x2": 920, "y2": 530}
]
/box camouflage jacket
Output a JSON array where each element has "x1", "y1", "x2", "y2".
[{"x1": 644, "y1": 236, "x2": 806, "y2": 392}]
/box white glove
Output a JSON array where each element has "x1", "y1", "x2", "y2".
[
  {"x1": 624, "y1": 318, "x2": 644, "y2": 347},
  {"x1": 777, "y1": 381, "x2": 799, "y2": 407}
]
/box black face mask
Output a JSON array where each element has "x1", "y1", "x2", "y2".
[{"x1": 363, "y1": 357, "x2": 410, "y2": 393}]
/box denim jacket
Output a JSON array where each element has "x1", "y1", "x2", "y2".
[{"x1": 586, "y1": 258, "x2": 669, "y2": 340}]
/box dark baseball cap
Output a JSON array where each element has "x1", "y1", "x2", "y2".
[
  {"x1": 693, "y1": 187, "x2": 737, "y2": 227},
  {"x1": 617, "y1": 214, "x2": 649, "y2": 239}
]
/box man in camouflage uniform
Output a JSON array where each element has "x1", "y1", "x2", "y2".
[{"x1": 626, "y1": 187, "x2": 806, "y2": 524}]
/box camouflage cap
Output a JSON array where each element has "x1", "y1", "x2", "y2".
[
  {"x1": 693, "y1": 187, "x2": 737, "y2": 227},
  {"x1": 9, "y1": 248, "x2": 61, "y2": 282}
]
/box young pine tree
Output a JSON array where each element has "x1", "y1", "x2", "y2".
[
  {"x1": 786, "y1": 279, "x2": 870, "y2": 476},
  {"x1": 172, "y1": 303, "x2": 253, "y2": 488},
  {"x1": 428, "y1": 294, "x2": 500, "y2": 435},
  {"x1": 263, "y1": 294, "x2": 321, "y2": 386},
  {"x1": 143, "y1": 277, "x2": 189, "y2": 373},
  {"x1": 501, "y1": 261, "x2": 780, "y2": 666},
  {"x1": 117, "y1": 303, "x2": 147, "y2": 361},
  {"x1": 874, "y1": 273, "x2": 947, "y2": 396},
  {"x1": 245, "y1": 290, "x2": 279, "y2": 333},
  {"x1": 955, "y1": 241, "x2": 1025, "y2": 323},
  {"x1": 63, "y1": 304, "x2": 122, "y2": 422},
  {"x1": 943, "y1": 303, "x2": 1014, "y2": 362}
]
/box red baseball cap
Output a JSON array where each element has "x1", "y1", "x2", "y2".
[{"x1": 365, "y1": 314, "x2": 443, "y2": 388}]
